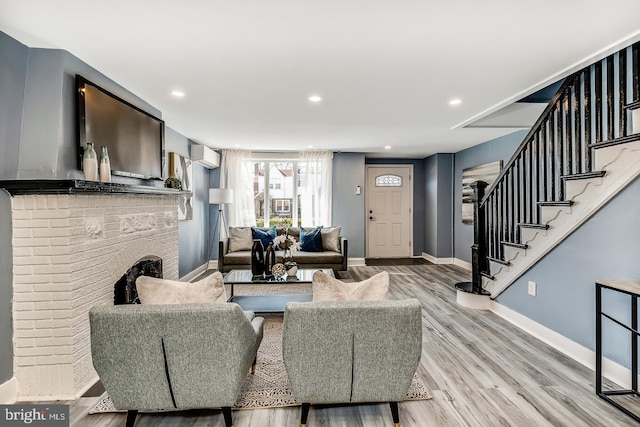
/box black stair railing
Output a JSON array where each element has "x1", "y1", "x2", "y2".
[{"x1": 476, "y1": 41, "x2": 640, "y2": 277}]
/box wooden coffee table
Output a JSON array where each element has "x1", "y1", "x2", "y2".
[{"x1": 224, "y1": 268, "x2": 334, "y2": 313}]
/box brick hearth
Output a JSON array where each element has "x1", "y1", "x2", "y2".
[{"x1": 9, "y1": 192, "x2": 180, "y2": 400}]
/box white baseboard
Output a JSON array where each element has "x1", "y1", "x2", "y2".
[
  {"x1": 348, "y1": 258, "x2": 366, "y2": 267},
  {"x1": 181, "y1": 262, "x2": 211, "y2": 282},
  {"x1": 491, "y1": 300, "x2": 635, "y2": 389},
  {"x1": 421, "y1": 252, "x2": 455, "y2": 265},
  {"x1": 0, "y1": 377, "x2": 18, "y2": 404},
  {"x1": 453, "y1": 258, "x2": 472, "y2": 271}
]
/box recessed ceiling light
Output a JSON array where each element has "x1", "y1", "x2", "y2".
[
  {"x1": 308, "y1": 145, "x2": 314, "y2": 148},
  {"x1": 309, "y1": 95, "x2": 322, "y2": 103},
  {"x1": 171, "y1": 90, "x2": 185, "y2": 97},
  {"x1": 449, "y1": 98, "x2": 462, "y2": 106},
  {"x1": 384, "y1": 145, "x2": 392, "y2": 150}
]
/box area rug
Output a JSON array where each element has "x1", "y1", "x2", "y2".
[{"x1": 90, "y1": 315, "x2": 431, "y2": 413}]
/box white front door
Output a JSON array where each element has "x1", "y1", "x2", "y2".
[{"x1": 365, "y1": 166, "x2": 413, "y2": 258}]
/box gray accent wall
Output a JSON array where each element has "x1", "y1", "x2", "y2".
[
  {"x1": 497, "y1": 176, "x2": 640, "y2": 370},
  {"x1": 332, "y1": 153, "x2": 366, "y2": 258},
  {"x1": 365, "y1": 158, "x2": 425, "y2": 257},
  {"x1": 164, "y1": 129, "x2": 211, "y2": 277},
  {"x1": 453, "y1": 130, "x2": 525, "y2": 262},
  {"x1": 0, "y1": 31, "x2": 215, "y2": 388},
  {"x1": 0, "y1": 191, "x2": 13, "y2": 383},
  {"x1": 0, "y1": 32, "x2": 28, "y2": 180},
  {"x1": 423, "y1": 153, "x2": 454, "y2": 258}
]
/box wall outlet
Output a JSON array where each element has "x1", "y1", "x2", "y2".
[{"x1": 528, "y1": 281, "x2": 537, "y2": 297}]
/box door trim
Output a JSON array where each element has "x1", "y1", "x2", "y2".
[{"x1": 365, "y1": 164, "x2": 414, "y2": 258}]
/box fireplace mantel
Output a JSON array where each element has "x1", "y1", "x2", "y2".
[
  {"x1": 1, "y1": 188, "x2": 181, "y2": 400},
  {"x1": 0, "y1": 180, "x2": 190, "y2": 196}
]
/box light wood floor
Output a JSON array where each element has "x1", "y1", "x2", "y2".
[{"x1": 68, "y1": 264, "x2": 638, "y2": 426}]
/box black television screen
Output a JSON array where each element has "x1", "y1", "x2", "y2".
[{"x1": 76, "y1": 75, "x2": 165, "y2": 180}]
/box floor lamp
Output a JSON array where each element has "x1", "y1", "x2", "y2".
[{"x1": 207, "y1": 188, "x2": 234, "y2": 271}]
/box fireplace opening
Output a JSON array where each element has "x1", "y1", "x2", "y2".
[{"x1": 113, "y1": 255, "x2": 163, "y2": 304}]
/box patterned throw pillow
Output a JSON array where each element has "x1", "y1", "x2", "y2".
[
  {"x1": 300, "y1": 226, "x2": 323, "y2": 252},
  {"x1": 228, "y1": 227, "x2": 253, "y2": 252},
  {"x1": 312, "y1": 271, "x2": 389, "y2": 301},
  {"x1": 251, "y1": 227, "x2": 277, "y2": 248},
  {"x1": 136, "y1": 272, "x2": 227, "y2": 304}
]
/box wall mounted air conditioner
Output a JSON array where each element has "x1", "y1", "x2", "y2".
[{"x1": 190, "y1": 144, "x2": 220, "y2": 169}]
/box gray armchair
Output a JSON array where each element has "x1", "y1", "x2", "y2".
[
  {"x1": 282, "y1": 299, "x2": 422, "y2": 427},
  {"x1": 89, "y1": 303, "x2": 264, "y2": 427}
]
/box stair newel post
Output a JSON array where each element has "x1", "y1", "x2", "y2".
[
  {"x1": 455, "y1": 180, "x2": 491, "y2": 308},
  {"x1": 471, "y1": 181, "x2": 489, "y2": 294}
]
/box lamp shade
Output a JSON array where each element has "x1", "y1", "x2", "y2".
[{"x1": 209, "y1": 188, "x2": 234, "y2": 205}]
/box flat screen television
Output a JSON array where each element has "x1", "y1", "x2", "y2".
[{"x1": 76, "y1": 75, "x2": 165, "y2": 180}]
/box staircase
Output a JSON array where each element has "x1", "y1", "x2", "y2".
[{"x1": 478, "y1": 42, "x2": 640, "y2": 298}]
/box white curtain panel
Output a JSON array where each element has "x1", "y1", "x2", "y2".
[
  {"x1": 299, "y1": 150, "x2": 333, "y2": 227},
  {"x1": 220, "y1": 149, "x2": 257, "y2": 227}
]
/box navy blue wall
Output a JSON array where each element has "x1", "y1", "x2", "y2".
[{"x1": 365, "y1": 158, "x2": 425, "y2": 257}]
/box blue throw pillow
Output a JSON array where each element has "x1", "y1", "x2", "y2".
[
  {"x1": 300, "y1": 226, "x2": 323, "y2": 252},
  {"x1": 251, "y1": 227, "x2": 276, "y2": 248}
]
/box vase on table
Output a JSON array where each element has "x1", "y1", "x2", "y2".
[
  {"x1": 283, "y1": 248, "x2": 298, "y2": 275},
  {"x1": 251, "y1": 239, "x2": 265, "y2": 276}
]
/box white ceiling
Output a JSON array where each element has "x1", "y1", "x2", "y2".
[{"x1": 1, "y1": 0, "x2": 640, "y2": 158}]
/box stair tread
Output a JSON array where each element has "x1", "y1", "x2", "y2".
[
  {"x1": 561, "y1": 171, "x2": 606, "y2": 180},
  {"x1": 589, "y1": 133, "x2": 640, "y2": 149},
  {"x1": 501, "y1": 241, "x2": 528, "y2": 249},
  {"x1": 518, "y1": 223, "x2": 549, "y2": 230},
  {"x1": 480, "y1": 271, "x2": 495, "y2": 281},
  {"x1": 538, "y1": 201, "x2": 574, "y2": 207},
  {"x1": 488, "y1": 256, "x2": 511, "y2": 266}
]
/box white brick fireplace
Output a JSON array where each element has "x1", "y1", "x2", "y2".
[{"x1": 6, "y1": 185, "x2": 180, "y2": 401}]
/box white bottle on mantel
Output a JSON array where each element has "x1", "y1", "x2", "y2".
[
  {"x1": 82, "y1": 142, "x2": 98, "y2": 181},
  {"x1": 99, "y1": 146, "x2": 111, "y2": 183}
]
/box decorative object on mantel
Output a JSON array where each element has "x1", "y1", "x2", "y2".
[
  {"x1": 164, "y1": 177, "x2": 183, "y2": 190},
  {"x1": 99, "y1": 146, "x2": 111, "y2": 183},
  {"x1": 82, "y1": 142, "x2": 98, "y2": 181},
  {"x1": 461, "y1": 160, "x2": 502, "y2": 224},
  {"x1": 169, "y1": 152, "x2": 193, "y2": 220}
]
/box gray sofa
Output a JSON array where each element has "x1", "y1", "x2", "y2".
[
  {"x1": 218, "y1": 226, "x2": 348, "y2": 273},
  {"x1": 89, "y1": 303, "x2": 264, "y2": 427},
  {"x1": 282, "y1": 299, "x2": 422, "y2": 427}
]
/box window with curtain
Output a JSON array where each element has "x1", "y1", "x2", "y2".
[{"x1": 221, "y1": 151, "x2": 332, "y2": 227}]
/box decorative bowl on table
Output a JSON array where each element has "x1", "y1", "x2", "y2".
[{"x1": 271, "y1": 263, "x2": 287, "y2": 279}]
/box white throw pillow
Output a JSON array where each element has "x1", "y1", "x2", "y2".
[
  {"x1": 228, "y1": 227, "x2": 253, "y2": 252},
  {"x1": 136, "y1": 272, "x2": 227, "y2": 304},
  {"x1": 312, "y1": 271, "x2": 389, "y2": 302},
  {"x1": 320, "y1": 226, "x2": 341, "y2": 252}
]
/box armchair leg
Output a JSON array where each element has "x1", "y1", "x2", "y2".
[
  {"x1": 389, "y1": 401, "x2": 400, "y2": 427},
  {"x1": 300, "y1": 402, "x2": 310, "y2": 427},
  {"x1": 251, "y1": 356, "x2": 257, "y2": 374},
  {"x1": 125, "y1": 410, "x2": 138, "y2": 427},
  {"x1": 222, "y1": 406, "x2": 233, "y2": 427}
]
